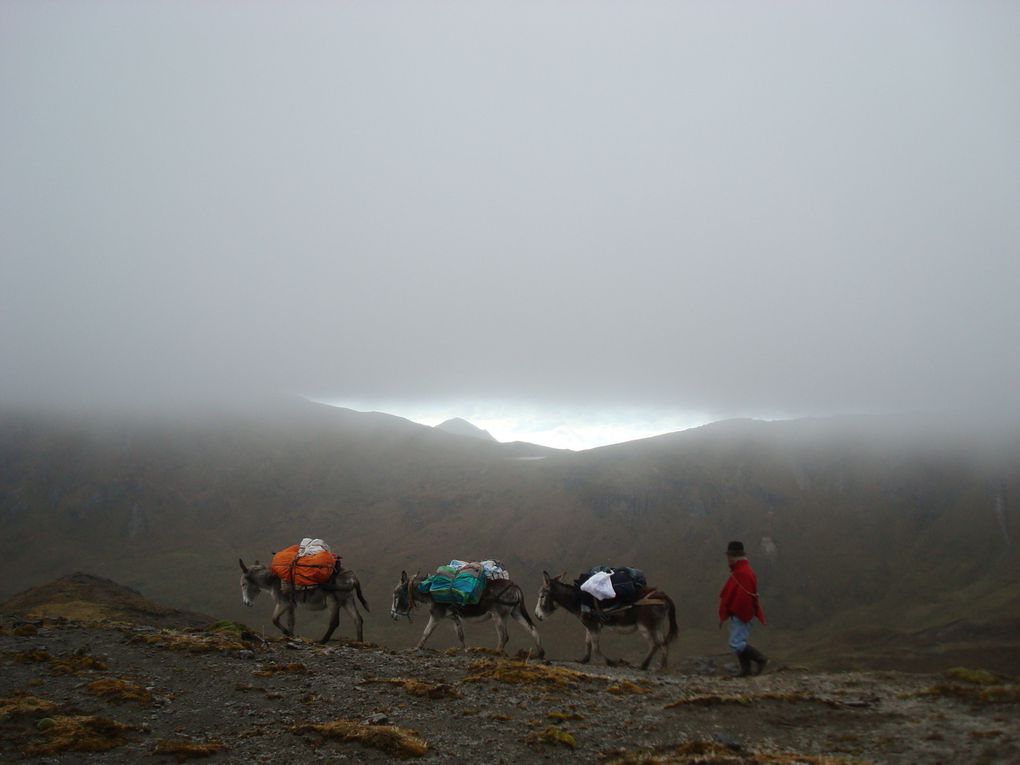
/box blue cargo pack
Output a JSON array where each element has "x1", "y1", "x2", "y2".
[{"x1": 418, "y1": 569, "x2": 486, "y2": 606}]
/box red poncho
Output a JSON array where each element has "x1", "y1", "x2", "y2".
[{"x1": 719, "y1": 558, "x2": 765, "y2": 624}]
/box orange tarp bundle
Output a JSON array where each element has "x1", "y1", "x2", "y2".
[{"x1": 271, "y1": 545, "x2": 338, "y2": 586}]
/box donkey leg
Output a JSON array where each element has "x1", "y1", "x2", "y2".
[
  {"x1": 285, "y1": 604, "x2": 296, "y2": 637},
  {"x1": 590, "y1": 628, "x2": 617, "y2": 667},
  {"x1": 345, "y1": 600, "x2": 364, "y2": 643},
  {"x1": 493, "y1": 613, "x2": 510, "y2": 654},
  {"x1": 637, "y1": 625, "x2": 659, "y2": 671},
  {"x1": 320, "y1": 597, "x2": 341, "y2": 644},
  {"x1": 271, "y1": 602, "x2": 292, "y2": 637},
  {"x1": 511, "y1": 608, "x2": 544, "y2": 659},
  {"x1": 577, "y1": 629, "x2": 594, "y2": 664},
  {"x1": 413, "y1": 615, "x2": 440, "y2": 650},
  {"x1": 452, "y1": 615, "x2": 466, "y2": 649}
]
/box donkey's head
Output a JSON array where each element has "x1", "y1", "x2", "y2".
[
  {"x1": 238, "y1": 558, "x2": 266, "y2": 607},
  {"x1": 390, "y1": 570, "x2": 417, "y2": 622},
  {"x1": 534, "y1": 570, "x2": 566, "y2": 621}
]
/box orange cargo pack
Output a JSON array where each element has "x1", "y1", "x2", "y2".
[{"x1": 271, "y1": 545, "x2": 338, "y2": 586}]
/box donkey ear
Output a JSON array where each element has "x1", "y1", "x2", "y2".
[
  {"x1": 401, "y1": 570, "x2": 408, "y2": 584},
  {"x1": 239, "y1": 558, "x2": 248, "y2": 573},
  {"x1": 557, "y1": 571, "x2": 566, "y2": 581},
  {"x1": 542, "y1": 570, "x2": 550, "y2": 584}
]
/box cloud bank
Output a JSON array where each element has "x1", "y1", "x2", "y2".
[{"x1": 2, "y1": 2, "x2": 1018, "y2": 421}]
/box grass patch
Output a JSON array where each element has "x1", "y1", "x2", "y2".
[
  {"x1": 945, "y1": 667, "x2": 1002, "y2": 686},
  {"x1": 528, "y1": 725, "x2": 577, "y2": 749},
  {"x1": 359, "y1": 677, "x2": 460, "y2": 699},
  {"x1": 253, "y1": 662, "x2": 307, "y2": 677},
  {"x1": 608, "y1": 680, "x2": 648, "y2": 695},
  {"x1": 86, "y1": 678, "x2": 152, "y2": 705},
  {"x1": 463, "y1": 659, "x2": 596, "y2": 688},
  {"x1": 664, "y1": 691, "x2": 842, "y2": 709},
  {"x1": 548, "y1": 710, "x2": 585, "y2": 721},
  {"x1": 292, "y1": 719, "x2": 428, "y2": 757},
  {"x1": 0, "y1": 695, "x2": 57, "y2": 721},
  {"x1": 208, "y1": 621, "x2": 254, "y2": 639},
  {"x1": 603, "y1": 740, "x2": 864, "y2": 764},
  {"x1": 911, "y1": 683, "x2": 1020, "y2": 704},
  {"x1": 152, "y1": 739, "x2": 227, "y2": 761},
  {"x1": 13, "y1": 649, "x2": 108, "y2": 674},
  {"x1": 13, "y1": 649, "x2": 52, "y2": 664},
  {"x1": 126, "y1": 629, "x2": 247, "y2": 653},
  {"x1": 22, "y1": 714, "x2": 134, "y2": 755}
]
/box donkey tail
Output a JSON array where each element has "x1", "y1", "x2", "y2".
[
  {"x1": 515, "y1": 585, "x2": 536, "y2": 627},
  {"x1": 664, "y1": 594, "x2": 679, "y2": 643},
  {"x1": 355, "y1": 578, "x2": 370, "y2": 612}
]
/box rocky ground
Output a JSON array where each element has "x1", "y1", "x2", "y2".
[{"x1": 1, "y1": 618, "x2": 1018, "y2": 764}]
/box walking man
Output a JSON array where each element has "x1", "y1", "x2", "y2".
[{"x1": 719, "y1": 540, "x2": 767, "y2": 676}]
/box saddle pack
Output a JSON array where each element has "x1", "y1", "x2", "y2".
[
  {"x1": 271, "y1": 538, "x2": 339, "y2": 587},
  {"x1": 575, "y1": 565, "x2": 648, "y2": 611},
  {"x1": 418, "y1": 562, "x2": 487, "y2": 606}
]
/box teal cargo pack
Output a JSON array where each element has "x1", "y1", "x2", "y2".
[{"x1": 418, "y1": 569, "x2": 486, "y2": 606}]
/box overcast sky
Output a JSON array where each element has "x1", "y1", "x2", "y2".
[{"x1": 2, "y1": 2, "x2": 1018, "y2": 446}]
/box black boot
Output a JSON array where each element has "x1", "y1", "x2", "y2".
[
  {"x1": 746, "y1": 646, "x2": 768, "y2": 675},
  {"x1": 736, "y1": 650, "x2": 752, "y2": 677}
]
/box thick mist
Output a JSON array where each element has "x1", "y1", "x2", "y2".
[{"x1": 2, "y1": 2, "x2": 1018, "y2": 422}]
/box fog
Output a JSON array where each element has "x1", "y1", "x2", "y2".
[{"x1": 2, "y1": 2, "x2": 1018, "y2": 426}]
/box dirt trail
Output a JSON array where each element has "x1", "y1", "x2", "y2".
[{"x1": 1, "y1": 619, "x2": 1018, "y2": 763}]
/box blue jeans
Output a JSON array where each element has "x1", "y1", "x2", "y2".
[{"x1": 728, "y1": 616, "x2": 752, "y2": 654}]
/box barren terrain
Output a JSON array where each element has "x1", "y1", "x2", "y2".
[{"x1": 2, "y1": 615, "x2": 1018, "y2": 764}]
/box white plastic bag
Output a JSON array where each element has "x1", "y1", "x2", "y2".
[
  {"x1": 580, "y1": 570, "x2": 616, "y2": 601},
  {"x1": 298, "y1": 538, "x2": 330, "y2": 556}
]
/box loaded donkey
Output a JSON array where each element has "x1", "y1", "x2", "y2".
[
  {"x1": 535, "y1": 571, "x2": 678, "y2": 671},
  {"x1": 239, "y1": 558, "x2": 369, "y2": 643},
  {"x1": 391, "y1": 570, "x2": 544, "y2": 658}
]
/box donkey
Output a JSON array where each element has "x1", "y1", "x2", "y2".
[
  {"x1": 239, "y1": 558, "x2": 369, "y2": 643},
  {"x1": 534, "y1": 571, "x2": 678, "y2": 671},
  {"x1": 391, "y1": 570, "x2": 544, "y2": 658}
]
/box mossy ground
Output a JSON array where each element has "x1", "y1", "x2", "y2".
[
  {"x1": 359, "y1": 676, "x2": 461, "y2": 698},
  {"x1": 292, "y1": 719, "x2": 429, "y2": 757},
  {"x1": 152, "y1": 739, "x2": 227, "y2": 761},
  {"x1": 529, "y1": 724, "x2": 578, "y2": 749},
  {"x1": 463, "y1": 658, "x2": 598, "y2": 688},
  {"x1": 602, "y1": 740, "x2": 866, "y2": 764},
  {"x1": 21, "y1": 714, "x2": 135, "y2": 755},
  {"x1": 86, "y1": 678, "x2": 153, "y2": 705}
]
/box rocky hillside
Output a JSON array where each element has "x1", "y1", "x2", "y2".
[
  {"x1": 0, "y1": 402, "x2": 1017, "y2": 672},
  {"x1": 1, "y1": 589, "x2": 1018, "y2": 764},
  {"x1": 0, "y1": 573, "x2": 212, "y2": 629}
]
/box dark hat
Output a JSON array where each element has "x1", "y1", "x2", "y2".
[{"x1": 726, "y1": 540, "x2": 745, "y2": 556}]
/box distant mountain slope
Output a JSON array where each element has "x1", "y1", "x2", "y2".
[
  {"x1": 435, "y1": 417, "x2": 498, "y2": 442},
  {"x1": 0, "y1": 401, "x2": 1017, "y2": 669}
]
